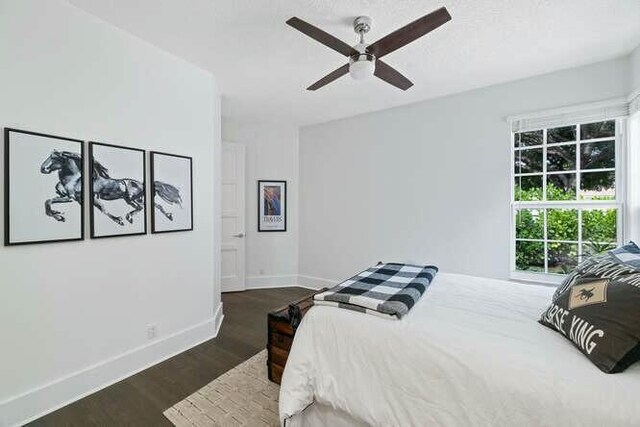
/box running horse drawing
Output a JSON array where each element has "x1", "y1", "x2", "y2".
[
  {"x1": 40, "y1": 150, "x2": 83, "y2": 222},
  {"x1": 41, "y1": 151, "x2": 183, "y2": 226},
  {"x1": 92, "y1": 159, "x2": 145, "y2": 226},
  {"x1": 153, "y1": 181, "x2": 183, "y2": 221}
]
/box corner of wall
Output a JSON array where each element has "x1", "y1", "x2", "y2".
[
  {"x1": 220, "y1": 118, "x2": 300, "y2": 284},
  {"x1": 213, "y1": 90, "x2": 223, "y2": 309},
  {"x1": 296, "y1": 275, "x2": 338, "y2": 290},
  {"x1": 630, "y1": 44, "x2": 640, "y2": 95}
]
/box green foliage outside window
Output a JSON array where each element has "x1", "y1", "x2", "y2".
[{"x1": 514, "y1": 182, "x2": 617, "y2": 273}]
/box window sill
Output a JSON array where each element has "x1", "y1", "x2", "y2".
[{"x1": 510, "y1": 271, "x2": 565, "y2": 286}]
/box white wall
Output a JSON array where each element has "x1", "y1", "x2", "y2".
[
  {"x1": 0, "y1": 1, "x2": 221, "y2": 425},
  {"x1": 222, "y1": 119, "x2": 299, "y2": 288},
  {"x1": 298, "y1": 57, "x2": 631, "y2": 286}
]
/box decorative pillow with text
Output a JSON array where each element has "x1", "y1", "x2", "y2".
[{"x1": 539, "y1": 242, "x2": 640, "y2": 373}]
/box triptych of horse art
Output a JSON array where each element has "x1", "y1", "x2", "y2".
[{"x1": 4, "y1": 128, "x2": 193, "y2": 246}]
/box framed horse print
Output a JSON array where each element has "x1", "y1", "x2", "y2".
[
  {"x1": 150, "y1": 151, "x2": 193, "y2": 233},
  {"x1": 258, "y1": 180, "x2": 286, "y2": 232},
  {"x1": 89, "y1": 142, "x2": 147, "y2": 239},
  {"x1": 4, "y1": 128, "x2": 85, "y2": 246}
]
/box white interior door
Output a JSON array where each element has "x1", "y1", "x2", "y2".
[{"x1": 221, "y1": 142, "x2": 246, "y2": 292}]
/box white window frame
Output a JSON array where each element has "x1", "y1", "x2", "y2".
[{"x1": 510, "y1": 117, "x2": 627, "y2": 285}]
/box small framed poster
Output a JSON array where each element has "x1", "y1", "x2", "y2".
[
  {"x1": 4, "y1": 128, "x2": 85, "y2": 246},
  {"x1": 258, "y1": 180, "x2": 286, "y2": 232},
  {"x1": 150, "y1": 151, "x2": 193, "y2": 233},
  {"x1": 89, "y1": 142, "x2": 147, "y2": 239}
]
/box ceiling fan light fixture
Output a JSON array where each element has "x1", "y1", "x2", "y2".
[{"x1": 349, "y1": 55, "x2": 375, "y2": 80}]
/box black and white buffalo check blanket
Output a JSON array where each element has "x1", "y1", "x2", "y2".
[{"x1": 313, "y1": 263, "x2": 438, "y2": 319}]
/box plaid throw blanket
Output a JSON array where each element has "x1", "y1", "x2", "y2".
[{"x1": 314, "y1": 263, "x2": 438, "y2": 319}]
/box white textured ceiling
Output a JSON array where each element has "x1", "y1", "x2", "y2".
[{"x1": 67, "y1": 0, "x2": 640, "y2": 126}]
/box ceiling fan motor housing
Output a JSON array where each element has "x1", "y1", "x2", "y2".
[{"x1": 353, "y1": 16, "x2": 373, "y2": 35}]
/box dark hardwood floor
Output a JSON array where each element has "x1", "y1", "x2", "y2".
[{"x1": 28, "y1": 287, "x2": 313, "y2": 427}]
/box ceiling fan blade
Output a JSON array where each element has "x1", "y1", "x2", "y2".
[
  {"x1": 367, "y1": 7, "x2": 451, "y2": 58},
  {"x1": 374, "y1": 60, "x2": 413, "y2": 90},
  {"x1": 307, "y1": 64, "x2": 350, "y2": 91},
  {"x1": 287, "y1": 17, "x2": 357, "y2": 57}
]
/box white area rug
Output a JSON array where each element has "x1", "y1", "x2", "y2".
[{"x1": 163, "y1": 350, "x2": 280, "y2": 426}]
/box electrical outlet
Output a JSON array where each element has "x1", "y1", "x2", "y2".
[{"x1": 147, "y1": 324, "x2": 157, "y2": 340}]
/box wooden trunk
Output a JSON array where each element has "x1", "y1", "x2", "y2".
[{"x1": 266, "y1": 290, "x2": 325, "y2": 384}]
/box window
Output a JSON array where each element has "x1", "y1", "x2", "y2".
[{"x1": 511, "y1": 119, "x2": 623, "y2": 282}]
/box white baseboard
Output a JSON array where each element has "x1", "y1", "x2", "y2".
[
  {"x1": 244, "y1": 274, "x2": 338, "y2": 291},
  {"x1": 245, "y1": 274, "x2": 298, "y2": 289},
  {"x1": 1, "y1": 302, "x2": 224, "y2": 427},
  {"x1": 296, "y1": 275, "x2": 338, "y2": 290}
]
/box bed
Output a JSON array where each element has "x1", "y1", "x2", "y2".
[{"x1": 279, "y1": 273, "x2": 640, "y2": 426}]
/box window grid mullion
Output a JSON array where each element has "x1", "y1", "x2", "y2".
[
  {"x1": 577, "y1": 208, "x2": 583, "y2": 263},
  {"x1": 516, "y1": 238, "x2": 581, "y2": 244},
  {"x1": 579, "y1": 136, "x2": 617, "y2": 144},
  {"x1": 546, "y1": 167, "x2": 615, "y2": 175},
  {"x1": 514, "y1": 172, "x2": 545, "y2": 177},
  {"x1": 542, "y1": 129, "x2": 548, "y2": 273},
  {"x1": 576, "y1": 123, "x2": 581, "y2": 201},
  {"x1": 514, "y1": 145, "x2": 543, "y2": 152},
  {"x1": 542, "y1": 128, "x2": 547, "y2": 202},
  {"x1": 543, "y1": 208, "x2": 548, "y2": 274},
  {"x1": 514, "y1": 167, "x2": 615, "y2": 179},
  {"x1": 513, "y1": 200, "x2": 618, "y2": 209},
  {"x1": 546, "y1": 140, "x2": 577, "y2": 148},
  {"x1": 576, "y1": 123, "x2": 583, "y2": 263}
]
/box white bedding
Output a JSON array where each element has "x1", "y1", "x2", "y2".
[{"x1": 279, "y1": 273, "x2": 640, "y2": 426}]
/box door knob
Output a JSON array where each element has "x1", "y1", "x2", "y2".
[{"x1": 233, "y1": 233, "x2": 245, "y2": 238}]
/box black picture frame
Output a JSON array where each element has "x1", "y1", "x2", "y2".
[
  {"x1": 149, "y1": 151, "x2": 194, "y2": 234},
  {"x1": 258, "y1": 180, "x2": 287, "y2": 232},
  {"x1": 89, "y1": 141, "x2": 147, "y2": 239},
  {"x1": 4, "y1": 128, "x2": 85, "y2": 246}
]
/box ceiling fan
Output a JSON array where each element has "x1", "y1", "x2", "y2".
[{"x1": 286, "y1": 6, "x2": 451, "y2": 91}]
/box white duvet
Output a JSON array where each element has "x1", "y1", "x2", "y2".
[{"x1": 279, "y1": 273, "x2": 640, "y2": 426}]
